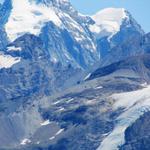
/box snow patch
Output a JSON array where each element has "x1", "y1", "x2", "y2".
[
  {"x1": 49, "y1": 136, "x2": 55, "y2": 140},
  {"x1": 55, "y1": 129, "x2": 64, "y2": 136},
  {"x1": 20, "y1": 138, "x2": 31, "y2": 145},
  {"x1": 66, "y1": 98, "x2": 74, "y2": 103},
  {"x1": 95, "y1": 86, "x2": 103, "y2": 89},
  {"x1": 84, "y1": 73, "x2": 91, "y2": 80},
  {"x1": 0, "y1": 53, "x2": 20, "y2": 69},
  {"x1": 53, "y1": 100, "x2": 61, "y2": 105},
  {"x1": 141, "y1": 82, "x2": 148, "y2": 88},
  {"x1": 85, "y1": 99, "x2": 97, "y2": 106},
  {"x1": 7, "y1": 46, "x2": 22, "y2": 51},
  {"x1": 49, "y1": 128, "x2": 64, "y2": 140},
  {"x1": 58, "y1": 107, "x2": 65, "y2": 112},
  {"x1": 36, "y1": 141, "x2": 40, "y2": 144},
  {"x1": 40, "y1": 120, "x2": 51, "y2": 126}
]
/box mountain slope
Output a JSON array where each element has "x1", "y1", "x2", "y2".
[
  {"x1": 0, "y1": 56, "x2": 147, "y2": 150},
  {"x1": 0, "y1": 58, "x2": 143, "y2": 149}
]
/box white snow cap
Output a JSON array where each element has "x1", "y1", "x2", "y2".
[
  {"x1": 5, "y1": 0, "x2": 62, "y2": 42},
  {"x1": 90, "y1": 8, "x2": 129, "y2": 38}
]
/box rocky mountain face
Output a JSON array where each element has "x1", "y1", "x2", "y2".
[
  {"x1": 142, "y1": 32, "x2": 150, "y2": 53},
  {"x1": 98, "y1": 31, "x2": 150, "y2": 67},
  {"x1": 0, "y1": 33, "x2": 84, "y2": 100},
  {"x1": 0, "y1": 0, "x2": 150, "y2": 150},
  {"x1": 2, "y1": 56, "x2": 149, "y2": 150},
  {"x1": 0, "y1": 34, "x2": 54, "y2": 100},
  {"x1": 87, "y1": 55, "x2": 150, "y2": 82},
  {"x1": 120, "y1": 111, "x2": 150, "y2": 150},
  {"x1": 0, "y1": 0, "x2": 146, "y2": 101}
]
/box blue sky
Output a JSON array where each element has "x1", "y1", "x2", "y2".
[{"x1": 70, "y1": 0, "x2": 149, "y2": 33}]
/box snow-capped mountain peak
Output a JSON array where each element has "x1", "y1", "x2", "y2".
[
  {"x1": 90, "y1": 8, "x2": 129, "y2": 38},
  {"x1": 5, "y1": 0, "x2": 63, "y2": 41}
]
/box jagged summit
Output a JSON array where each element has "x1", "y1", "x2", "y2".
[{"x1": 90, "y1": 7, "x2": 144, "y2": 40}]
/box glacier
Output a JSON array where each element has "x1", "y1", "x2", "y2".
[{"x1": 98, "y1": 85, "x2": 150, "y2": 150}]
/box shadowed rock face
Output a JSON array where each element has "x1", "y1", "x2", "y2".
[
  {"x1": 99, "y1": 35, "x2": 144, "y2": 67},
  {"x1": 97, "y1": 12, "x2": 144, "y2": 63},
  {"x1": 0, "y1": 34, "x2": 53, "y2": 101},
  {"x1": 120, "y1": 111, "x2": 150, "y2": 150},
  {"x1": 0, "y1": 33, "x2": 83, "y2": 101},
  {"x1": 142, "y1": 33, "x2": 150, "y2": 53},
  {"x1": 87, "y1": 55, "x2": 150, "y2": 82}
]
